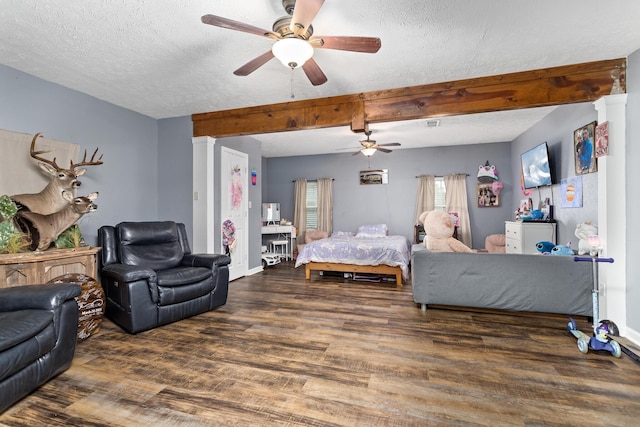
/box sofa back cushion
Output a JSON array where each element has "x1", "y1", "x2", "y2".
[{"x1": 117, "y1": 221, "x2": 183, "y2": 270}]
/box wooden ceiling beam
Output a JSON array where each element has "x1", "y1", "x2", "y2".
[{"x1": 192, "y1": 58, "x2": 626, "y2": 138}]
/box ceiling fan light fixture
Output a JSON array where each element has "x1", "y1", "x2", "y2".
[
  {"x1": 272, "y1": 38, "x2": 314, "y2": 69},
  {"x1": 361, "y1": 147, "x2": 377, "y2": 157}
]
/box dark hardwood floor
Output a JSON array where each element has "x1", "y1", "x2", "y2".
[{"x1": 2, "y1": 261, "x2": 640, "y2": 426}]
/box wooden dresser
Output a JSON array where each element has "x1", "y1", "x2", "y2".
[{"x1": 0, "y1": 246, "x2": 100, "y2": 288}]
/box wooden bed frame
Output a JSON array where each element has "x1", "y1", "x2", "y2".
[{"x1": 304, "y1": 262, "x2": 403, "y2": 288}]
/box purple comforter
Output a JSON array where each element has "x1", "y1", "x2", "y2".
[{"x1": 295, "y1": 235, "x2": 412, "y2": 279}]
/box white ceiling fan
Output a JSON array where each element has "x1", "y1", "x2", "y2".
[
  {"x1": 201, "y1": 0, "x2": 382, "y2": 86},
  {"x1": 352, "y1": 130, "x2": 401, "y2": 157}
]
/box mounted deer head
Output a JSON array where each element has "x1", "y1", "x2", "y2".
[
  {"x1": 15, "y1": 190, "x2": 98, "y2": 251},
  {"x1": 10, "y1": 133, "x2": 103, "y2": 215}
]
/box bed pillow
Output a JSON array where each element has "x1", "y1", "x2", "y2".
[
  {"x1": 355, "y1": 224, "x2": 388, "y2": 238},
  {"x1": 331, "y1": 231, "x2": 355, "y2": 238}
]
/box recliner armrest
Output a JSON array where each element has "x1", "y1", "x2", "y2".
[
  {"x1": 182, "y1": 253, "x2": 231, "y2": 269},
  {"x1": 101, "y1": 263, "x2": 157, "y2": 284},
  {"x1": 0, "y1": 283, "x2": 81, "y2": 312}
]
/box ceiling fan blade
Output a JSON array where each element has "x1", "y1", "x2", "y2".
[
  {"x1": 201, "y1": 14, "x2": 280, "y2": 39},
  {"x1": 302, "y1": 58, "x2": 328, "y2": 86},
  {"x1": 290, "y1": 0, "x2": 325, "y2": 36},
  {"x1": 310, "y1": 36, "x2": 381, "y2": 53},
  {"x1": 233, "y1": 50, "x2": 275, "y2": 76},
  {"x1": 352, "y1": 150, "x2": 362, "y2": 156},
  {"x1": 377, "y1": 147, "x2": 393, "y2": 153},
  {"x1": 377, "y1": 142, "x2": 401, "y2": 147}
]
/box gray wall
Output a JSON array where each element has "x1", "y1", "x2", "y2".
[
  {"x1": 265, "y1": 142, "x2": 513, "y2": 249},
  {"x1": 157, "y1": 116, "x2": 194, "y2": 238},
  {"x1": 0, "y1": 64, "x2": 158, "y2": 246},
  {"x1": 510, "y1": 102, "x2": 599, "y2": 246},
  {"x1": 627, "y1": 49, "x2": 640, "y2": 332}
]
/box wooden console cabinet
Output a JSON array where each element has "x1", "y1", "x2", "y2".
[{"x1": 0, "y1": 246, "x2": 100, "y2": 288}]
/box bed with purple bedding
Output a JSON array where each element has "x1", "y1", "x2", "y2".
[{"x1": 294, "y1": 225, "x2": 412, "y2": 287}]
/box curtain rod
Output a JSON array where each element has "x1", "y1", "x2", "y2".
[{"x1": 415, "y1": 174, "x2": 470, "y2": 178}]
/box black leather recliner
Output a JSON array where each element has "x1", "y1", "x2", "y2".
[
  {"x1": 98, "y1": 221, "x2": 231, "y2": 334},
  {"x1": 0, "y1": 283, "x2": 81, "y2": 414}
]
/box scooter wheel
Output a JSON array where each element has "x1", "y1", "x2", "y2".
[
  {"x1": 578, "y1": 337, "x2": 590, "y2": 354},
  {"x1": 610, "y1": 340, "x2": 622, "y2": 358}
]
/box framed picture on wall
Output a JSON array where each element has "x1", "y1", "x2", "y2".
[
  {"x1": 359, "y1": 169, "x2": 388, "y2": 185},
  {"x1": 476, "y1": 183, "x2": 500, "y2": 207},
  {"x1": 574, "y1": 121, "x2": 598, "y2": 175},
  {"x1": 595, "y1": 121, "x2": 609, "y2": 158}
]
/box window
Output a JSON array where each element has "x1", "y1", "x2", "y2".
[
  {"x1": 306, "y1": 181, "x2": 318, "y2": 229},
  {"x1": 434, "y1": 177, "x2": 446, "y2": 211}
]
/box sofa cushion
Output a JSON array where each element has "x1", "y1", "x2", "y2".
[
  {"x1": 117, "y1": 221, "x2": 184, "y2": 270},
  {"x1": 156, "y1": 266, "x2": 212, "y2": 287},
  {"x1": 157, "y1": 279, "x2": 215, "y2": 306},
  {"x1": 0, "y1": 310, "x2": 56, "y2": 382},
  {"x1": 0, "y1": 310, "x2": 52, "y2": 352}
]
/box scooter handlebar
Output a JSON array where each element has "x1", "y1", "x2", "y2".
[{"x1": 573, "y1": 256, "x2": 614, "y2": 263}]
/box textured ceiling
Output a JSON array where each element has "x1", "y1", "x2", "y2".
[{"x1": 2, "y1": 1, "x2": 640, "y2": 157}]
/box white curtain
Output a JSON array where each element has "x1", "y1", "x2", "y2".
[
  {"x1": 444, "y1": 173, "x2": 472, "y2": 248},
  {"x1": 293, "y1": 179, "x2": 307, "y2": 245},
  {"x1": 414, "y1": 175, "x2": 435, "y2": 224},
  {"x1": 317, "y1": 178, "x2": 333, "y2": 236}
]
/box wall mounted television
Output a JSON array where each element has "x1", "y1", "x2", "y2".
[{"x1": 521, "y1": 142, "x2": 552, "y2": 189}]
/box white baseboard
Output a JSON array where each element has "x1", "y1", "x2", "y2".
[{"x1": 623, "y1": 326, "x2": 640, "y2": 346}]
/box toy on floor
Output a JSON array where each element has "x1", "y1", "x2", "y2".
[
  {"x1": 419, "y1": 210, "x2": 472, "y2": 253},
  {"x1": 567, "y1": 256, "x2": 621, "y2": 357}
]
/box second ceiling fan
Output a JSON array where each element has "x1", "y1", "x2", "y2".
[
  {"x1": 353, "y1": 130, "x2": 401, "y2": 157},
  {"x1": 201, "y1": 0, "x2": 382, "y2": 86}
]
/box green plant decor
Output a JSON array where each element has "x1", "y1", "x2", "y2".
[
  {"x1": 0, "y1": 221, "x2": 31, "y2": 254},
  {"x1": 55, "y1": 224, "x2": 85, "y2": 249},
  {"x1": 0, "y1": 195, "x2": 18, "y2": 220}
]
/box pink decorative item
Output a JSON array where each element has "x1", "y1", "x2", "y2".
[{"x1": 492, "y1": 180, "x2": 503, "y2": 196}]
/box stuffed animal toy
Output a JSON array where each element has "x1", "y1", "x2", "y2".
[
  {"x1": 549, "y1": 243, "x2": 574, "y2": 256},
  {"x1": 419, "y1": 210, "x2": 473, "y2": 253},
  {"x1": 575, "y1": 222, "x2": 598, "y2": 255},
  {"x1": 536, "y1": 241, "x2": 555, "y2": 254}
]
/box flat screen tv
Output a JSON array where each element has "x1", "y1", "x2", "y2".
[{"x1": 521, "y1": 142, "x2": 552, "y2": 189}]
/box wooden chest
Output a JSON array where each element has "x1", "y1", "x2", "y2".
[{"x1": 0, "y1": 246, "x2": 100, "y2": 287}]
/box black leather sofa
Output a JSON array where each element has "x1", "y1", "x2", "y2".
[
  {"x1": 98, "y1": 221, "x2": 231, "y2": 334},
  {"x1": 0, "y1": 283, "x2": 81, "y2": 414}
]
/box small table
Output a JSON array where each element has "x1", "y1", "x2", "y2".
[{"x1": 261, "y1": 225, "x2": 296, "y2": 260}]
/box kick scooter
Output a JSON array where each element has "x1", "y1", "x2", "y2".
[{"x1": 567, "y1": 256, "x2": 621, "y2": 358}]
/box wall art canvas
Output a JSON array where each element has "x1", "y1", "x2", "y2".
[
  {"x1": 595, "y1": 121, "x2": 609, "y2": 158},
  {"x1": 574, "y1": 121, "x2": 598, "y2": 175},
  {"x1": 560, "y1": 176, "x2": 583, "y2": 208},
  {"x1": 360, "y1": 169, "x2": 388, "y2": 185}
]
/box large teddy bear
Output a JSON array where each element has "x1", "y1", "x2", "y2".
[{"x1": 419, "y1": 210, "x2": 473, "y2": 253}]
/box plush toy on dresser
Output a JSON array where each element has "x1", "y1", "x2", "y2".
[
  {"x1": 575, "y1": 222, "x2": 598, "y2": 255},
  {"x1": 419, "y1": 210, "x2": 473, "y2": 253}
]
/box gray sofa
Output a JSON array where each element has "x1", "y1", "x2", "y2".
[{"x1": 411, "y1": 245, "x2": 593, "y2": 316}]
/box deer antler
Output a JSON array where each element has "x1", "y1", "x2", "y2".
[
  {"x1": 70, "y1": 147, "x2": 103, "y2": 169},
  {"x1": 30, "y1": 132, "x2": 61, "y2": 170}
]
